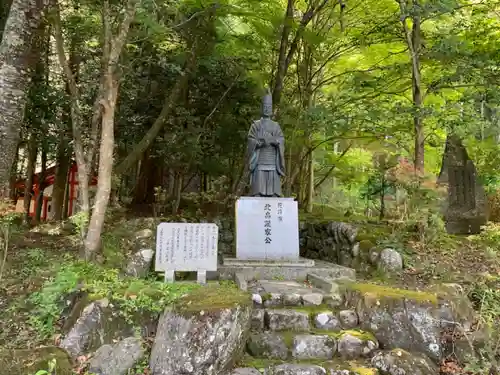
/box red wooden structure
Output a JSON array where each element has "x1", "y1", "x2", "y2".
[{"x1": 15, "y1": 161, "x2": 98, "y2": 221}]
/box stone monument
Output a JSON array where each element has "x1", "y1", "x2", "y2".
[
  {"x1": 233, "y1": 91, "x2": 300, "y2": 261},
  {"x1": 247, "y1": 90, "x2": 285, "y2": 197},
  {"x1": 440, "y1": 135, "x2": 488, "y2": 234},
  {"x1": 218, "y1": 92, "x2": 357, "y2": 285}
]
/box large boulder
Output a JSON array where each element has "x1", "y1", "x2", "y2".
[
  {"x1": 344, "y1": 282, "x2": 476, "y2": 362},
  {"x1": 377, "y1": 248, "x2": 403, "y2": 273},
  {"x1": 59, "y1": 298, "x2": 156, "y2": 358},
  {"x1": 87, "y1": 337, "x2": 144, "y2": 375},
  {"x1": 124, "y1": 248, "x2": 154, "y2": 278},
  {"x1": 149, "y1": 284, "x2": 252, "y2": 375}
]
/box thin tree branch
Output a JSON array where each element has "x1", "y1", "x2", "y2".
[
  {"x1": 314, "y1": 142, "x2": 353, "y2": 189},
  {"x1": 203, "y1": 75, "x2": 240, "y2": 126}
]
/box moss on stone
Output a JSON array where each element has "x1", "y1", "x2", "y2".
[
  {"x1": 289, "y1": 304, "x2": 334, "y2": 316},
  {"x1": 337, "y1": 329, "x2": 377, "y2": 342},
  {"x1": 346, "y1": 282, "x2": 438, "y2": 304},
  {"x1": 350, "y1": 366, "x2": 379, "y2": 375},
  {"x1": 0, "y1": 347, "x2": 73, "y2": 375},
  {"x1": 271, "y1": 329, "x2": 376, "y2": 345},
  {"x1": 174, "y1": 283, "x2": 251, "y2": 314},
  {"x1": 280, "y1": 331, "x2": 296, "y2": 348},
  {"x1": 358, "y1": 240, "x2": 375, "y2": 253},
  {"x1": 261, "y1": 293, "x2": 273, "y2": 302},
  {"x1": 238, "y1": 356, "x2": 284, "y2": 369},
  {"x1": 355, "y1": 233, "x2": 378, "y2": 243},
  {"x1": 238, "y1": 355, "x2": 378, "y2": 374}
]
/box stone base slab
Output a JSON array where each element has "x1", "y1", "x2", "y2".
[{"x1": 222, "y1": 257, "x2": 314, "y2": 267}]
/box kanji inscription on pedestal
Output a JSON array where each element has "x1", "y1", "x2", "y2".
[{"x1": 236, "y1": 197, "x2": 299, "y2": 260}]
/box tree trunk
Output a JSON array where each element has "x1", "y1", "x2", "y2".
[
  {"x1": 51, "y1": 33, "x2": 79, "y2": 221},
  {"x1": 115, "y1": 45, "x2": 198, "y2": 176},
  {"x1": 34, "y1": 145, "x2": 47, "y2": 223},
  {"x1": 50, "y1": 134, "x2": 71, "y2": 220},
  {"x1": 398, "y1": 0, "x2": 424, "y2": 173},
  {"x1": 306, "y1": 150, "x2": 314, "y2": 213},
  {"x1": 52, "y1": 5, "x2": 90, "y2": 224},
  {"x1": 0, "y1": 0, "x2": 13, "y2": 40},
  {"x1": 9, "y1": 142, "x2": 20, "y2": 202},
  {"x1": 23, "y1": 19, "x2": 47, "y2": 223},
  {"x1": 272, "y1": 0, "x2": 329, "y2": 107},
  {"x1": 411, "y1": 7, "x2": 424, "y2": 173},
  {"x1": 272, "y1": 0, "x2": 295, "y2": 106},
  {"x1": 172, "y1": 171, "x2": 183, "y2": 214},
  {"x1": 23, "y1": 134, "x2": 36, "y2": 224},
  {"x1": 84, "y1": 73, "x2": 117, "y2": 257},
  {"x1": 83, "y1": 0, "x2": 138, "y2": 258},
  {"x1": 62, "y1": 168, "x2": 70, "y2": 219},
  {"x1": 0, "y1": 0, "x2": 50, "y2": 199}
]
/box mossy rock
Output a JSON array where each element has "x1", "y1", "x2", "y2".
[
  {"x1": 343, "y1": 281, "x2": 438, "y2": 305},
  {"x1": 337, "y1": 329, "x2": 377, "y2": 342},
  {"x1": 61, "y1": 292, "x2": 90, "y2": 333},
  {"x1": 358, "y1": 240, "x2": 376, "y2": 254},
  {"x1": 174, "y1": 283, "x2": 251, "y2": 315},
  {"x1": 0, "y1": 347, "x2": 73, "y2": 375},
  {"x1": 348, "y1": 365, "x2": 379, "y2": 375}
]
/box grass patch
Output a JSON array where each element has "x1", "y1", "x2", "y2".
[
  {"x1": 0, "y1": 346, "x2": 73, "y2": 375},
  {"x1": 173, "y1": 282, "x2": 251, "y2": 315},
  {"x1": 27, "y1": 260, "x2": 201, "y2": 339}
]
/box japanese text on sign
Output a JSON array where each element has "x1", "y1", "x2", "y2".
[
  {"x1": 155, "y1": 223, "x2": 218, "y2": 272},
  {"x1": 264, "y1": 203, "x2": 272, "y2": 244}
]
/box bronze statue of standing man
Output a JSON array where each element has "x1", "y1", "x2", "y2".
[{"x1": 247, "y1": 91, "x2": 285, "y2": 197}]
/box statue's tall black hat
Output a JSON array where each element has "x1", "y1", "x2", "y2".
[{"x1": 262, "y1": 88, "x2": 272, "y2": 106}]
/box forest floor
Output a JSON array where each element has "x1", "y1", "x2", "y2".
[
  {"x1": 0, "y1": 205, "x2": 499, "y2": 373},
  {"x1": 304, "y1": 204, "x2": 500, "y2": 289}
]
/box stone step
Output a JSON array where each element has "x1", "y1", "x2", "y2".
[
  {"x1": 251, "y1": 308, "x2": 360, "y2": 332},
  {"x1": 249, "y1": 280, "x2": 329, "y2": 308},
  {"x1": 246, "y1": 331, "x2": 378, "y2": 361},
  {"x1": 219, "y1": 259, "x2": 356, "y2": 282},
  {"x1": 233, "y1": 357, "x2": 378, "y2": 375},
  {"x1": 306, "y1": 273, "x2": 350, "y2": 294}
]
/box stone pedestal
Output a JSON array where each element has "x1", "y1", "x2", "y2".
[{"x1": 235, "y1": 197, "x2": 299, "y2": 260}]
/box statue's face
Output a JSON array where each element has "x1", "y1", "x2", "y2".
[{"x1": 262, "y1": 103, "x2": 272, "y2": 117}]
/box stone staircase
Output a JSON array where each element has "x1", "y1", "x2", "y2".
[
  {"x1": 233, "y1": 279, "x2": 381, "y2": 374},
  {"x1": 225, "y1": 259, "x2": 469, "y2": 374}
]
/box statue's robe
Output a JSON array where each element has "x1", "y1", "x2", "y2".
[{"x1": 247, "y1": 118, "x2": 285, "y2": 197}]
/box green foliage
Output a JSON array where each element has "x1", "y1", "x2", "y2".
[
  {"x1": 0, "y1": 203, "x2": 22, "y2": 282},
  {"x1": 69, "y1": 211, "x2": 89, "y2": 239},
  {"x1": 33, "y1": 358, "x2": 56, "y2": 375},
  {"x1": 466, "y1": 273, "x2": 500, "y2": 373},
  {"x1": 27, "y1": 260, "x2": 201, "y2": 338}
]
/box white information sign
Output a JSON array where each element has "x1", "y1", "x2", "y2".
[
  {"x1": 236, "y1": 197, "x2": 299, "y2": 260},
  {"x1": 155, "y1": 223, "x2": 218, "y2": 278}
]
